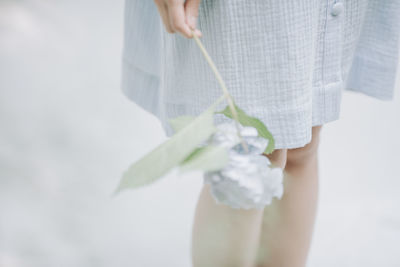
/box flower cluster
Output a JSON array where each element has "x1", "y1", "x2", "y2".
[{"x1": 203, "y1": 122, "x2": 284, "y2": 210}]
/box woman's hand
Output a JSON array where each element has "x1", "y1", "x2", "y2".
[{"x1": 153, "y1": 0, "x2": 203, "y2": 38}]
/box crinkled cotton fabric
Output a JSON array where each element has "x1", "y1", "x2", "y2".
[{"x1": 121, "y1": 0, "x2": 400, "y2": 149}]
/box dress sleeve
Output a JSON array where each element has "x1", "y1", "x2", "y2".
[
  {"x1": 122, "y1": 0, "x2": 162, "y2": 76},
  {"x1": 121, "y1": 0, "x2": 163, "y2": 117},
  {"x1": 345, "y1": 0, "x2": 400, "y2": 100}
]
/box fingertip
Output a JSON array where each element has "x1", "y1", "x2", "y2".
[
  {"x1": 190, "y1": 29, "x2": 202, "y2": 38},
  {"x1": 187, "y1": 26, "x2": 201, "y2": 38},
  {"x1": 195, "y1": 29, "x2": 202, "y2": 37},
  {"x1": 174, "y1": 23, "x2": 191, "y2": 38},
  {"x1": 185, "y1": 27, "x2": 194, "y2": 38}
]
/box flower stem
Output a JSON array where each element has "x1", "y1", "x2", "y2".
[{"x1": 191, "y1": 29, "x2": 249, "y2": 153}]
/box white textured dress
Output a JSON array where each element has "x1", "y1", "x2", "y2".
[{"x1": 121, "y1": 0, "x2": 400, "y2": 149}]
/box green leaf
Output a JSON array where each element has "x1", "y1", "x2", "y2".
[
  {"x1": 178, "y1": 145, "x2": 229, "y2": 173},
  {"x1": 115, "y1": 99, "x2": 222, "y2": 194},
  {"x1": 215, "y1": 102, "x2": 275, "y2": 154},
  {"x1": 168, "y1": 115, "x2": 196, "y2": 132}
]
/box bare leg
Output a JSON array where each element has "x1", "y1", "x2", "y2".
[
  {"x1": 191, "y1": 149, "x2": 287, "y2": 267},
  {"x1": 256, "y1": 125, "x2": 322, "y2": 267}
]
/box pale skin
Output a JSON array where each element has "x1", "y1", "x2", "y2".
[
  {"x1": 153, "y1": 1, "x2": 322, "y2": 266},
  {"x1": 192, "y1": 126, "x2": 322, "y2": 267}
]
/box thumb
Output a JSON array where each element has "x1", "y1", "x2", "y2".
[{"x1": 184, "y1": 0, "x2": 202, "y2": 36}]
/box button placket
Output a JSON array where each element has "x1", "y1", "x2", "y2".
[
  {"x1": 331, "y1": 1, "x2": 344, "y2": 16},
  {"x1": 322, "y1": 0, "x2": 344, "y2": 86}
]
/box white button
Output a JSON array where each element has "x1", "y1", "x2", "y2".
[{"x1": 331, "y1": 2, "x2": 344, "y2": 16}]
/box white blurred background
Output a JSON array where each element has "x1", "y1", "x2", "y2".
[{"x1": 0, "y1": 0, "x2": 399, "y2": 266}]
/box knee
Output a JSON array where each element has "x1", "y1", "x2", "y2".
[
  {"x1": 262, "y1": 148, "x2": 287, "y2": 169},
  {"x1": 286, "y1": 126, "x2": 321, "y2": 168},
  {"x1": 262, "y1": 126, "x2": 323, "y2": 170},
  {"x1": 286, "y1": 126, "x2": 322, "y2": 168}
]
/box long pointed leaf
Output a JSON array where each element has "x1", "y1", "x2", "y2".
[
  {"x1": 168, "y1": 115, "x2": 196, "y2": 132},
  {"x1": 178, "y1": 145, "x2": 229, "y2": 173},
  {"x1": 115, "y1": 98, "x2": 224, "y2": 194}
]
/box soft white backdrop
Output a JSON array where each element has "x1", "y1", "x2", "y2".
[{"x1": 0, "y1": 1, "x2": 399, "y2": 266}]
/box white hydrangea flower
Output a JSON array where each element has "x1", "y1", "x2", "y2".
[{"x1": 203, "y1": 122, "x2": 284, "y2": 210}]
